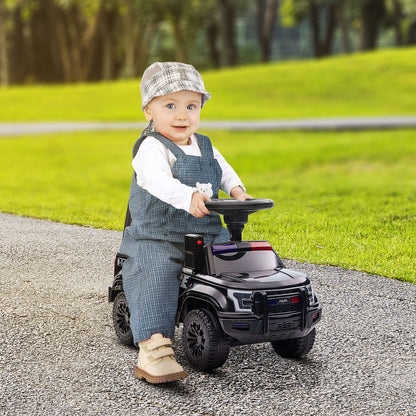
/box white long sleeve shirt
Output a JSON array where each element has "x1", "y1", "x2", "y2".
[{"x1": 133, "y1": 134, "x2": 245, "y2": 213}]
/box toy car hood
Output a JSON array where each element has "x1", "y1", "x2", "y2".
[{"x1": 202, "y1": 267, "x2": 310, "y2": 290}]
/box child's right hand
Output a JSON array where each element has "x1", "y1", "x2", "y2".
[{"x1": 190, "y1": 192, "x2": 211, "y2": 218}]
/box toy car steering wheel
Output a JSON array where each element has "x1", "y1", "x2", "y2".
[
  {"x1": 205, "y1": 198, "x2": 274, "y2": 215},
  {"x1": 205, "y1": 198, "x2": 274, "y2": 241}
]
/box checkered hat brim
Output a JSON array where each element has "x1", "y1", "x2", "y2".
[{"x1": 140, "y1": 62, "x2": 211, "y2": 110}]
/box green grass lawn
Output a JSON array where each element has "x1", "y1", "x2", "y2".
[
  {"x1": 0, "y1": 128, "x2": 414, "y2": 284},
  {"x1": 1, "y1": 47, "x2": 416, "y2": 121}
]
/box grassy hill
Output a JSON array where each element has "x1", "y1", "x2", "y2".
[
  {"x1": 0, "y1": 48, "x2": 415, "y2": 284},
  {"x1": 1, "y1": 47, "x2": 415, "y2": 121}
]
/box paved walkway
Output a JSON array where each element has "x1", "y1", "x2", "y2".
[
  {"x1": 1, "y1": 212, "x2": 415, "y2": 415},
  {"x1": 1, "y1": 116, "x2": 416, "y2": 136}
]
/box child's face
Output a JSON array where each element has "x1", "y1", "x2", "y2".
[{"x1": 144, "y1": 90, "x2": 203, "y2": 145}]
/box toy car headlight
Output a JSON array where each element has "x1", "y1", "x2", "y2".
[
  {"x1": 227, "y1": 289, "x2": 252, "y2": 312},
  {"x1": 306, "y1": 283, "x2": 316, "y2": 304}
]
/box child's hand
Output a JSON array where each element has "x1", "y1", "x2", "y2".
[
  {"x1": 230, "y1": 186, "x2": 252, "y2": 200},
  {"x1": 190, "y1": 192, "x2": 211, "y2": 217}
]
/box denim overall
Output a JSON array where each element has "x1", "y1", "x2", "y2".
[{"x1": 120, "y1": 131, "x2": 229, "y2": 344}]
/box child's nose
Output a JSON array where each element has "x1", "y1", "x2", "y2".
[{"x1": 176, "y1": 110, "x2": 187, "y2": 120}]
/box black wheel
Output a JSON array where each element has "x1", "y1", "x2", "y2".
[
  {"x1": 112, "y1": 292, "x2": 134, "y2": 346},
  {"x1": 271, "y1": 328, "x2": 316, "y2": 359},
  {"x1": 182, "y1": 308, "x2": 231, "y2": 371}
]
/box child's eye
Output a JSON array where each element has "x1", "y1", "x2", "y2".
[
  {"x1": 166, "y1": 103, "x2": 175, "y2": 109},
  {"x1": 187, "y1": 104, "x2": 196, "y2": 110}
]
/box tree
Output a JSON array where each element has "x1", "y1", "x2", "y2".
[
  {"x1": 386, "y1": 0, "x2": 416, "y2": 45},
  {"x1": 280, "y1": 0, "x2": 338, "y2": 57},
  {"x1": 6, "y1": 0, "x2": 99, "y2": 83},
  {"x1": 121, "y1": 0, "x2": 161, "y2": 78},
  {"x1": 359, "y1": 0, "x2": 386, "y2": 50},
  {"x1": 137, "y1": 0, "x2": 217, "y2": 68},
  {"x1": 216, "y1": 0, "x2": 238, "y2": 66},
  {"x1": 2, "y1": 0, "x2": 412, "y2": 85},
  {"x1": 309, "y1": 0, "x2": 337, "y2": 57},
  {"x1": 407, "y1": 0, "x2": 416, "y2": 43},
  {"x1": 256, "y1": 0, "x2": 278, "y2": 62},
  {"x1": 336, "y1": 0, "x2": 353, "y2": 53},
  {"x1": 0, "y1": 0, "x2": 8, "y2": 85}
]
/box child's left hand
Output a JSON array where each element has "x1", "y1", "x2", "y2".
[
  {"x1": 230, "y1": 186, "x2": 252, "y2": 200},
  {"x1": 190, "y1": 192, "x2": 211, "y2": 218}
]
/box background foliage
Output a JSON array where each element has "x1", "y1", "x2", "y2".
[{"x1": 0, "y1": 0, "x2": 415, "y2": 85}]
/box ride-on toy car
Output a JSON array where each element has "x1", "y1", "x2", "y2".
[{"x1": 108, "y1": 199, "x2": 321, "y2": 371}]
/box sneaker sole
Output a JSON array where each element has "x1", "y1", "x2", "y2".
[{"x1": 134, "y1": 366, "x2": 188, "y2": 384}]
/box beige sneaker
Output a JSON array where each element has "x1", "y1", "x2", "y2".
[{"x1": 134, "y1": 333, "x2": 187, "y2": 384}]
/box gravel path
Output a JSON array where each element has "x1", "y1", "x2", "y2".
[{"x1": 1, "y1": 213, "x2": 415, "y2": 415}]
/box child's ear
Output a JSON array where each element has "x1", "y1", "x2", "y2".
[{"x1": 144, "y1": 105, "x2": 153, "y2": 121}]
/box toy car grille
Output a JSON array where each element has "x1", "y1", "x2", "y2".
[
  {"x1": 267, "y1": 302, "x2": 302, "y2": 314},
  {"x1": 251, "y1": 291, "x2": 303, "y2": 315},
  {"x1": 269, "y1": 320, "x2": 299, "y2": 331}
]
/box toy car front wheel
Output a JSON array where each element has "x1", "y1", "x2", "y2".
[
  {"x1": 271, "y1": 328, "x2": 316, "y2": 359},
  {"x1": 182, "y1": 308, "x2": 231, "y2": 371},
  {"x1": 112, "y1": 292, "x2": 134, "y2": 346}
]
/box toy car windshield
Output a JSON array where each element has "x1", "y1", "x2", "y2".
[{"x1": 210, "y1": 241, "x2": 280, "y2": 276}]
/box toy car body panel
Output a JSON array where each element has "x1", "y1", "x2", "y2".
[{"x1": 177, "y1": 248, "x2": 321, "y2": 345}]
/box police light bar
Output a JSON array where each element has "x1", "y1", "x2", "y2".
[{"x1": 211, "y1": 241, "x2": 272, "y2": 255}]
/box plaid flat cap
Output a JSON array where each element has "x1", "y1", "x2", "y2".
[{"x1": 140, "y1": 62, "x2": 211, "y2": 110}]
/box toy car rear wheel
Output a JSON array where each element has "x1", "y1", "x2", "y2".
[
  {"x1": 271, "y1": 328, "x2": 316, "y2": 359},
  {"x1": 112, "y1": 292, "x2": 134, "y2": 346},
  {"x1": 182, "y1": 308, "x2": 231, "y2": 371}
]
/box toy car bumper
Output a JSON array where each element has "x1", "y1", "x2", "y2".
[{"x1": 218, "y1": 307, "x2": 322, "y2": 344}]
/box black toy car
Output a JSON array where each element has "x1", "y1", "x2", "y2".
[{"x1": 109, "y1": 199, "x2": 321, "y2": 371}]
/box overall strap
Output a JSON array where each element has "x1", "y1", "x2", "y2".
[
  {"x1": 132, "y1": 131, "x2": 186, "y2": 159},
  {"x1": 194, "y1": 133, "x2": 215, "y2": 159}
]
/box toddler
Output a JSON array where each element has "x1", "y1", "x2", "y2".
[{"x1": 119, "y1": 62, "x2": 250, "y2": 384}]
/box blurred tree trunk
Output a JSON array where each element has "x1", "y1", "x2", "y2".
[
  {"x1": 256, "y1": 0, "x2": 277, "y2": 62},
  {"x1": 359, "y1": 0, "x2": 385, "y2": 50},
  {"x1": 124, "y1": 0, "x2": 136, "y2": 78},
  {"x1": 389, "y1": 0, "x2": 416, "y2": 46},
  {"x1": 122, "y1": 0, "x2": 160, "y2": 77},
  {"x1": 56, "y1": 5, "x2": 84, "y2": 82},
  {"x1": 206, "y1": 20, "x2": 220, "y2": 68},
  {"x1": 163, "y1": 0, "x2": 188, "y2": 63},
  {"x1": 216, "y1": 0, "x2": 238, "y2": 67},
  {"x1": 135, "y1": 24, "x2": 158, "y2": 75},
  {"x1": 171, "y1": 18, "x2": 186, "y2": 62},
  {"x1": 0, "y1": 0, "x2": 8, "y2": 85},
  {"x1": 9, "y1": 7, "x2": 25, "y2": 83},
  {"x1": 30, "y1": 0, "x2": 63, "y2": 82},
  {"x1": 337, "y1": 0, "x2": 352, "y2": 53},
  {"x1": 64, "y1": 5, "x2": 84, "y2": 82},
  {"x1": 83, "y1": 3, "x2": 119, "y2": 81},
  {"x1": 85, "y1": 15, "x2": 103, "y2": 80},
  {"x1": 81, "y1": 12, "x2": 100, "y2": 81},
  {"x1": 99, "y1": 5, "x2": 118, "y2": 80},
  {"x1": 391, "y1": 0, "x2": 404, "y2": 45},
  {"x1": 49, "y1": 4, "x2": 73, "y2": 82},
  {"x1": 409, "y1": 21, "x2": 416, "y2": 44},
  {"x1": 309, "y1": 0, "x2": 337, "y2": 57}
]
